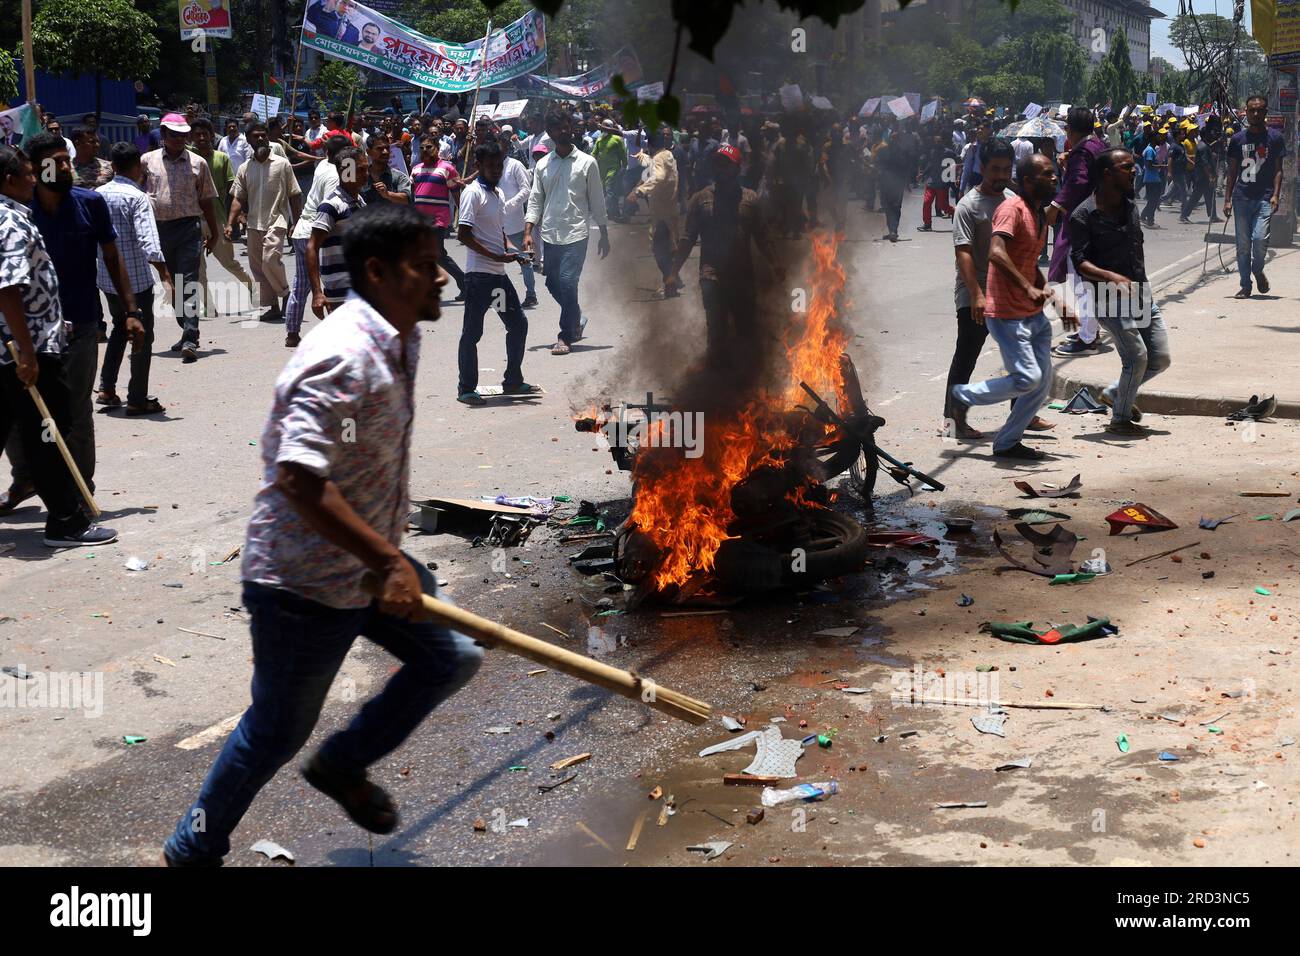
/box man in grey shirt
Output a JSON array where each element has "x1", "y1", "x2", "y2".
[{"x1": 945, "y1": 137, "x2": 1015, "y2": 439}]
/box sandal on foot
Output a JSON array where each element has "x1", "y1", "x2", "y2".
[
  {"x1": 125, "y1": 399, "x2": 165, "y2": 416},
  {"x1": 301, "y1": 753, "x2": 398, "y2": 835},
  {"x1": 551, "y1": 340, "x2": 571, "y2": 355},
  {"x1": 1025, "y1": 415, "x2": 1056, "y2": 431},
  {"x1": 96, "y1": 391, "x2": 123, "y2": 407}
]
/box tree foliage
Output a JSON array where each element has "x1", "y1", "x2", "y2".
[
  {"x1": 0, "y1": 48, "x2": 17, "y2": 105},
  {"x1": 32, "y1": 0, "x2": 161, "y2": 86},
  {"x1": 907, "y1": 0, "x2": 1086, "y2": 104},
  {"x1": 312, "y1": 60, "x2": 366, "y2": 112},
  {"x1": 1084, "y1": 27, "x2": 1140, "y2": 106}
]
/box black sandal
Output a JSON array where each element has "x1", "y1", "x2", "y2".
[
  {"x1": 125, "y1": 399, "x2": 165, "y2": 416},
  {"x1": 301, "y1": 753, "x2": 398, "y2": 835}
]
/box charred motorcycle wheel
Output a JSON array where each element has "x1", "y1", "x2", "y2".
[{"x1": 711, "y1": 509, "x2": 870, "y2": 593}]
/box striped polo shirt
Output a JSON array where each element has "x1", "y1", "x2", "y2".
[
  {"x1": 312, "y1": 187, "x2": 366, "y2": 306},
  {"x1": 410, "y1": 160, "x2": 456, "y2": 228}
]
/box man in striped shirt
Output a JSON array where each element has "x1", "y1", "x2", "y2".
[
  {"x1": 285, "y1": 137, "x2": 349, "y2": 347},
  {"x1": 307, "y1": 146, "x2": 368, "y2": 318},
  {"x1": 409, "y1": 134, "x2": 465, "y2": 299}
]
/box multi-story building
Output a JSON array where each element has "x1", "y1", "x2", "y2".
[
  {"x1": 1060, "y1": 0, "x2": 1165, "y2": 74},
  {"x1": 867, "y1": 0, "x2": 1163, "y2": 74}
]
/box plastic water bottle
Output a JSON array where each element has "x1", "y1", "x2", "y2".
[{"x1": 760, "y1": 780, "x2": 839, "y2": 808}]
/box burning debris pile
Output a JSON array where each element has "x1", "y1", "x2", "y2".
[{"x1": 574, "y1": 233, "x2": 942, "y2": 603}]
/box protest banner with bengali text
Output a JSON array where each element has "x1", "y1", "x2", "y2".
[
  {"x1": 521, "y1": 47, "x2": 643, "y2": 100},
  {"x1": 1271, "y1": 0, "x2": 1300, "y2": 65},
  {"x1": 300, "y1": 2, "x2": 547, "y2": 93}
]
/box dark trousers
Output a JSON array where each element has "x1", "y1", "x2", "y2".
[
  {"x1": 1142, "y1": 178, "x2": 1163, "y2": 223},
  {"x1": 0, "y1": 354, "x2": 90, "y2": 536},
  {"x1": 700, "y1": 277, "x2": 756, "y2": 357},
  {"x1": 1181, "y1": 172, "x2": 1216, "y2": 220},
  {"x1": 457, "y1": 273, "x2": 527, "y2": 395},
  {"x1": 542, "y1": 237, "x2": 588, "y2": 344},
  {"x1": 5, "y1": 324, "x2": 97, "y2": 490},
  {"x1": 162, "y1": 554, "x2": 483, "y2": 863},
  {"x1": 157, "y1": 217, "x2": 202, "y2": 345},
  {"x1": 434, "y1": 226, "x2": 464, "y2": 294},
  {"x1": 101, "y1": 290, "x2": 155, "y2": 406},
  {"x1": 944, "y1": 306, "x2": 989, "y2": 420},
  {"x1": 880, "y1": 174, "x2": 905, "y2": 236}
]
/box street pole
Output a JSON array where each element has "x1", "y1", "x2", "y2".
[
  {"x1": 289, "y1": 34, "x2": 304, "y2": 121},
  {"x1": 22, "y1": 0, "x2": 36, "y2": 105},
  {"x1": 206, "y1": 42, "x2": 220, "y2": 118}
]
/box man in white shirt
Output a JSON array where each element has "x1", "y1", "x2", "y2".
[
  {"x1": 218, "y1": 118, "x2": 252, "y2": 172},
  {"x1": 284, "y1": 137, "x2": 348, "y2": 347},
  {"x1": 497, "y1": 130, "x2": 537, "y2": 308},
  {"x1": 305, "y1": 109, "x2": 327, "y2": 143},
  {"x1": 454, "y1": 140, "x2": 539, "y2": 406},
  {"x1": 227, "y1": 122, "x2": 302, "y2": 322},
  {"x1": 1011, "y1": 136, "x2": 1033, "y2": 183},
  {"x1": 519, "y1": 114, "x2": 553, "y2": 169},
  {"x1": 523, "y1": 109, "x2": 610, "y2": 356}
]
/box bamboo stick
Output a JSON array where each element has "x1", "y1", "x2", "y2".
[
  {"x1": 6, "y1": 342, "x2": 99, "y2": 517},
  {"x1": 361, "y1": 574, "x2": 711, "y2": 724}
]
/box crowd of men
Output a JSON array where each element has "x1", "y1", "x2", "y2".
[{"x1": 0, "y1": 88, "x2": 1289, "y2": 543}]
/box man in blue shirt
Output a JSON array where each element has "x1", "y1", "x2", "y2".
[
  {"x1": 1, "y1": 132, "x2": 141, "y2": 503},
  {"x1": 1224, "y1": 95, "x2": 1287, "y2": 298},
  {"x1": 132, "y1": 115, "x2": 161, "y2": 156}
]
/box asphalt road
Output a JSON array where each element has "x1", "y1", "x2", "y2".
[{"x1": 3, "y1": 185, "x2": 1294, "y2": 868}]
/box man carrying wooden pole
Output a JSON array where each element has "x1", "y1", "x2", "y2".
[
  {"x1": 161, "y1": 202, "x2": 707, "y2": 866},
  {"x1": 0, "y1": 145, "x2": 115, "y2": 547}
]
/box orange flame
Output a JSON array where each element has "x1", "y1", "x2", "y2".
[{"x1": 628, "y1": 232, "x2": 850, "y2": 592}]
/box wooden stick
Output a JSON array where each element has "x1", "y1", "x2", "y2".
[
  {"x1": 361, "y1": 575, "x2": 711, "y2": 724},
  {"x1": 178, "y1": 626, "x2": 225, "y2": 641},
  {"x1": 539, "y1": 622, "x2": 568, "y2": 638},
  {"x1": 626, "y1": 812, "x2": 646, "y2": 851},
  {"x1": 1125, "y1": 540, "x2": 1201, "y2": 568},
  {"x1": 576, "y1": 821, "x2": 612, "y2": 851},
  {"x1": 908, "y1": 696, "x2": 1106, "y2": 711},
  {"x1": 288, "y1": 33, "x2": 304, "y2": 128},
  {"x1": 6, "y1": 342, "x2": 99, "y2": 517}
]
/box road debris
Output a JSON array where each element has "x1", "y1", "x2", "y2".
[
  {"x1": 760, "y1": 780, "x2": 838, "y2": 807},
  {"x1": 995, "y1": 758, "x2": 1033, "y2": 771},
  {"x1": 1014, "y1": 473, "x2": 1082, "y2": 498},
  {"x1": 549, "y1": 753, "x2": 591, "y2": 770},
  {"x1": 686, "y1": 841, "x2": 732, "y2": 861},
  {"x1": 250, "y1": 839, "x2": 295, "y2": 863}
]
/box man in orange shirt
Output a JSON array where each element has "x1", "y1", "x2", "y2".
[{"x1": 950, "y1": 152, "x2": 1075, "y2": 461}]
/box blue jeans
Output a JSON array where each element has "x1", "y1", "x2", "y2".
[
  {"x1": 1099, "y1": 300, "x2": 1171, "y2": 424},
  {"x1": 507, "y1": 230, "x2": 535, "y2": 298},
  {"x1": 951, "y1": 312, "x2": 1053, "y2": 452},
  {"x1": 163, "y1": 554, "x2": 482, "y2": 863},
  {"x1": 542, "y1": 236, "x2": 587, "y2": 344},
  {"x1": 1233, "y1": 197, "x2": 1272, "y2": 291},
  {"x1": 458, "y1": 273, "x2": 528, "y2": 395}
]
